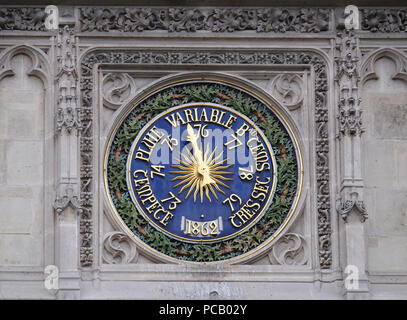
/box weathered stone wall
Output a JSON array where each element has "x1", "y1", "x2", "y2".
[
  {"x1": 362, "y1": 56, "x2": 407, "y2": 273},
  {"x1": 0, "y1": 54, "x2": 45, "y2": 266}
]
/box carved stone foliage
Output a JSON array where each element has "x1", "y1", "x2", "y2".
[
  {"x1": 337, "y1": 192, "x2": 367, "y2": 223},
  {"x1": 79, "y1": 49, "x2": 332, "y2": 268},
  {"x1": 335, "y1": 29, "x2": 364, "y2": 137},
  {"x1": 79, "y1": 7, "x2": 331, "y2": 33},
  {"x1": 361, "y1": 8, "x2": 407, "y2": 33},
  {"x1": 270, "y1": 74, "x2": 304, "y2": 110},
  {"x1": 102, "y1": 73, "x2": 137, "y2": 110},
  {"x1": 102, "y1": 231, "x2": 138, "y2": 264},
  {"x1": 0, "y1": 7, "x2": 46, "y2": 31},
  {"x1": 269, "y1": 233, "x2": 308, "y2": 265},
  {"x1": 56, "y1": 25, "x2": 81, "y2": 134}
]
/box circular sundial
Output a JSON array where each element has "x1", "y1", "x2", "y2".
[
  {"x1": 127, "y1": 103, "x2": 277, "y2": 243},
  {"x1": 105, "y1": 77, "x2": 302, "y2": 263}
]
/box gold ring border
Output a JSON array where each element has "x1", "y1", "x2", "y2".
[
  {"x1": 126, "y1": 102, "x2": 278, "y2": 243},
  {"x1": 103, "y1": 77, "x2": 304, "y2": 265}
]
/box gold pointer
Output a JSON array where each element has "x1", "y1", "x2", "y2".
[
  {"x1": 186, "y1": 124, "x2": 215, "y2": 187},
  {"x1": 169, "y1": 122, "x2": 233, "y2": 203}
]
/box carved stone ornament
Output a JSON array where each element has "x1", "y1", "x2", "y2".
[
  {"x1": 103, "y1": 231, "x2": 138, "y2": 264},
  {"x1": 79, "y1": 7, "x2": 331, "y2": 33},
  {"x1": 79, "y1": 49, "x2": 331, "y2": 268},
  {"x1": 335, "y1": 29, "x2": 364, "y2": 137},
  {"x1": 269, "y1": 233, "x2": 308, "y2": 265},
  {"x1": 102, "y1": 73, "x2": 137, "y2": 110},
  {"x1": 0, "y1": 7, "x2": 46, "y2": 31},
  {"x1": 361, "y1": 48, "x2": 407, "y2": 84},
  {"x1": 53, "y1": 185, "x2": 82, "y2": 215},
  {"x1": 269, "y1": 74, "x2": 304, "y2": 110},
  {"x1": 56, "y1": 25, "x2": 81, "y2": 134},
  {"x1": 361, "y1": 8, "x2": 407, "y2": 33},
  {"x1": 0, "y1": 45, "x2": 48, "y2": 83},
  {"x1": 337, "y1": 192, "x2": 367, "y2": 223}
]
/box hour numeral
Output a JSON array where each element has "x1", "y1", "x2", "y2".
[
  {"x1": 224, "y1": 134, "x2": 243, "y2": 150},
  {"x1": 239, "y1": 165, "x2": 254, "y2": 181},
  {"x1": 161, "y1": 135, "x2": 178, "y2": 151},
  {"x1": 150, "y1": 165, "x2": 165, "y2": 179},
  {"x1": 193, "y1": 124, "x2": 209, "y2": 138},
  {"x1": 222, "y1": 193, "x2": 242, "y2": 212},
  {"x1": 161, "y1": 191, "x2": 181, "y2": 210}
]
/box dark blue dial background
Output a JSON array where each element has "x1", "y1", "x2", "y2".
[{"x1": 127, "y1": 104, "x2": 275, "y2": 243}]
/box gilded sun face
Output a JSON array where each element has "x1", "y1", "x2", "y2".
[{"x1": 169, "y1": 124, "x2": 233, "y2": 203}]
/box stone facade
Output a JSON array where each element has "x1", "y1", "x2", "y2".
[{"x1": 0, "y1": 4, "x2": 406, "y2": 300}]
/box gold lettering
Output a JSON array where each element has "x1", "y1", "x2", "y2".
[
  {"x1": 153, "y1": 207, "x2": 166, "y2": 220},
  {"x1": 199, "y1": 108, "x2": 208, "y2": 122},
  {"x1": 229, "y1": 214, "x2": 242, "y2": 228},
  {"x1": 224, "y1": 115, "x2": 237, "y2": 129},
  {"x1": 175, "y1": 112, "x2": 186, "y2": 125},
  {"x1": 210, "y1": 108, "x2": 220, "y2": 123},
  {"x1": 251, "y1": 176, "x2": 271, "y2": 201},
  {"x1": 160, "y1": 211, "x2": 174, "y2": 226},
  {"x1": 165, "y1": 114, "x2": 178, "y2": 127},
  {"x1": 135, "y1": 147, "x2": 150, "y2": 162},
  {"x1": 184, "y1": 109, "x2": 195, "y2": 123},
  {"x1": 236, "y1": 123, "x2": 250, "y2": 137},
  {"x1": 216, "y1": 111, "x2": 226, "y2": 126},
  {"x1": 146, "y1": 200, "x2": 160, "y2": 214}
]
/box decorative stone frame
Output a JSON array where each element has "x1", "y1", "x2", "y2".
[
  {"x1": 0, "y1": 44, "x2": 55, "y2": 279},
  {"x1": 101, "y1": 71, "x2": 305, "y2": 264},
  {"x1": 78, "y1": 47, "x2": 334, "y2": 270}
]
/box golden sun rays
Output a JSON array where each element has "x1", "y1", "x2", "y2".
[{"x1": 169, "y1": 143, "x2": 233, "y2": 204}]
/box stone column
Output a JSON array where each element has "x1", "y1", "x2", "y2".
[
  {"x1": 335, "y1": 15, "x2": 369, "y2": 299},
  {"x1": 52, "y1": 9, "x2": 82, "y2": 299}
]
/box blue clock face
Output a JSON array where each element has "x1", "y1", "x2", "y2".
[{"x1": 127, "y1": 103, "x2": 277, "y2": 243}]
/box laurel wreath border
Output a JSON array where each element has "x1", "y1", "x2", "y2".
[{"x1": 106, "y1": 82, "x2": 298, "y2": 262}]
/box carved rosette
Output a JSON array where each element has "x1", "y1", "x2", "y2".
[
  {"x1": 269, "y1": 233, "x2": 308, "y2": 265},
  {"x1": 102, "y1": 231, "x2": 138, "y2": 264},
  {"x1": 79, "y1": 7, "x2": 331, "y2": 33},
  {"x1": 80, "y1": 49, "x2": 332, "y2": 268},
  {"x1": 270, "y1": 74, "x2": 304, "y2": 110},
  {"x1": 102, "y1": 73, "x2": 137, "y2": 110}
]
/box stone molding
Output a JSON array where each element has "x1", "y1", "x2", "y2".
[
  {"x1": 0, "y1": 44, "x2": 49, "y2": 84},
  {"x1": 361, "y1": 8, "x2": 407, "y2": 33},
  {"x1": 0, "y1": 7, "x2": 46, "y2": 31},
  {"x1": 78, "y1": 7, "x2": 331, "y2": 33},
  {"x1": 79, "y1": 48, "x2": 332, "y2": 269},
  {"x1": 361, "y1": 47, "x2": 407, "y2": 84},
  {"x1": 2, "y1": 6, "x2": 407, "y2": 34}
]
